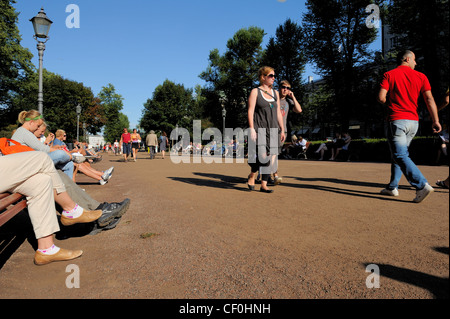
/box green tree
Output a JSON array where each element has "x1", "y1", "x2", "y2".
[
  {"x1": 200, "y1": 27, "x2": 265, "y2": 129},
  {"x1": 302, "y1": 0, "x2": 378, "y2": 129},
  {"x1": 261, "y1": 18, "x2": 307, "y2": 95},
  {"x1": 0, "y1": 0, "x2": 34, "y2": 129},
  {"x1": 116, "y1": 113, "x2": 130, "y2": 140},
  {"x1": 261, "y1": 18, "x2": 308, "y2": 132},
  {"x1": 140, "y1": 79, "x2": 196, "y2": 136},
  {"x1": 302, "y1": 82, "x2": 335, "y2": 134},
  {"x1": 98, "y1": 83, "x2": 126, "y2": 142},
  {"x1": 12, "y1": 70, "x2": 106, "y2": 140},
  {"x1": 385, "y1": 0, "x2": 449, "y2": 101}
]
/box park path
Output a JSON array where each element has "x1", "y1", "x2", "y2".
[{"x1": 0, "y1": 151, "x2": 448, "y2": 299}]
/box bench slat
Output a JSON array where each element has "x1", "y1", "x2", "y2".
[
  {"x1": 0, "y1": 193, "x2": 27, "y2": 227},
  {"x1": 0, "y1": 193, "x2": 24, "y2": 211}
]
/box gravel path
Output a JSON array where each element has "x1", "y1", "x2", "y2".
[{"x1": 0, "y1": 152, "x2": 448, "y2": 300}]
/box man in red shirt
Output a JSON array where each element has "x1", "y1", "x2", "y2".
[{"x1": 378, "y1": 50, "x2": 441, "y2": 203}]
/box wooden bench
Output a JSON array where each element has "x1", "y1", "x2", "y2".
[{"x1": 0, "y1": 193, "x2": 27, "y2": 228}]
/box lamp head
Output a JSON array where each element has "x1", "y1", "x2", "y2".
[{"x1": 30, "y1": 7, "x2": 53, "y2": 39}]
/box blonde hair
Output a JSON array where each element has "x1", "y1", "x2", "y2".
[
  {"x1": 55, "y1": 129, "x2": 66, "y2": 138},
  {"x1": 280, "y1": 79, "x2": 291, "y2": 87},
  {"x1": 258, "y1": 66, "x2": 275, "y2": 84},
  {"x1": 18, "y1": 110, "x2": 42, "y2": 124}
]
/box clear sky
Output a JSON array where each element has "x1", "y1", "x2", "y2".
[{"x1": 13, "y1": 0, "x2": 381, "y2": 130}]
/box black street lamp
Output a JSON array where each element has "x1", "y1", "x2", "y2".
[
  {"x1": 30, "y1": 8, "x2": 53, "y2": 115},
  {"x1": 76, "y1": 104, "x2": 82, "y2": 142}
]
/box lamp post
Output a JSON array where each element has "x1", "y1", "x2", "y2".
[
  {"x1": 222, "y1": 106, "x2": 227, "y2": 137},
  {"x1": 83, "y1": 122, "x2": 87, "y2": 143},
  {"x1": 30, "y1": 7, "x2": 53, "y2": 115},
  {"x1": 76, "y1": 104, "x2": 81, "y2": 142},
  {"x1": 218, "y1": 91, "x2": 226, "y2": 136}
]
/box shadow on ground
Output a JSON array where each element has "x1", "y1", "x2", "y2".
[{"x1": 364, "y1": 247, "x2": 449, "y2": 299}]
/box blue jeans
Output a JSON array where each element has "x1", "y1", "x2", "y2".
[
  {"x1": 386, "y1": 120, "x2": 427, "y2": 190},
  {"x1": 122, "y1": 143, "x2": 131, "y2": 156},
  {"x1": 48, "y1": 150, "x2": 74, "y2": 179}
]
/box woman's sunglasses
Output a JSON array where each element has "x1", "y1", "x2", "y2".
[{"x1": 280, "y1": 86, "x2": 292, "y2": 90}]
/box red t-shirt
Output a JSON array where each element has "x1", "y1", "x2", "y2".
[
  {"x1": 121, "y1": 133, "x2": 131, "y2": 143},
  {"x1": 380, "y1": 65, "x2": 432, "y2": 121}
]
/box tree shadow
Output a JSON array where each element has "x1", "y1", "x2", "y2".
[
  {"x1": 285, "y1": 176, "x2": 409, "y2": 190},
  {"x1": 168, "y1": 172, "x2": 249, "y2": 192},
  {"x1": 363, "y1": 246, "x2": 449, "y2": 299},
  {"x1": 167, "y1": 172, "x2": 440, "y2": 202},
  {"x1": 363, "y1": 260, "x2": 449, "y2": 299},
  {"x1": 286, "y1": 176, "x2": 449, "y2": 194},
  {"x1": 282, "y1": 176, "x2": 415, "y2": 203},
  {"x1": 433, "y1": 247, "x2": 449, "y2": 255}
]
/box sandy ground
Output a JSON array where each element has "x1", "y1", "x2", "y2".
[{"x1": 0, "y1": 151, "x2": 448, "y2": 301}]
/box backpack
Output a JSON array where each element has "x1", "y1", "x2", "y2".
[{"x1": 0, "y1": 138, "x2": 35, "y2": 156}]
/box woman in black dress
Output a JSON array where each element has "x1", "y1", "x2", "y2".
[{"x1": 247, "y1": 66, "x2": 285, "y2": 193}]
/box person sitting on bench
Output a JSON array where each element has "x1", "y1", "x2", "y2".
[{"x1": 0, "y1": 151, "x2": 102, "y2": 265}]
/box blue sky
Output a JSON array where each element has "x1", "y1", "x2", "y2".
[{"x1": 14, "y1": 0, "x2": 381, "y2": 129}]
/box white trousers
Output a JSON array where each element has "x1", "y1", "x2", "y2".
[{"x1": 0, "y1": 151, "x2": 66, "y2": 239}]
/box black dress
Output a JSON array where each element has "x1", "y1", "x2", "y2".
[{"x1": 248, "y1": 88, "x2": 279, "y2": 173}]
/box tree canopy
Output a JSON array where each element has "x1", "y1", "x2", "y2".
[
  {"x1": 385, "y1": 0, "x2": 449, "y2": 100},
  {"x1": 302, "y1": 0, "x2": 379, "y2": 129},
  {"x1": 140, "y1": 79, "x2": 196, "y2": 136},
  {"x1": 200, "y1": 26, "x2": 265, "y2": 129},
  {"x1": 0, "y1": 0, "x2": 34, "y2": 129},
  {"x1": 98, "y1": 83, "x2": 129, "y2": 143}
]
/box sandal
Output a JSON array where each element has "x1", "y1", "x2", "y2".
[
  {"x1": 436, "y1": 180, "x2": 449, "y2": 189},
  {"x1": 247, "y1": 174, "x2": 256, "y2": 191}
]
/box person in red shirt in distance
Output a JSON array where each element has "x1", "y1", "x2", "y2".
[
  {"x1": 120, "y1": 128, "x2": 132, "y2": 162},
  {"x1": 377, "y1": 50, "x2": 441, "y2": 203}
]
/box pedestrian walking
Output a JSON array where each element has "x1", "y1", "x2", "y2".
[
  {"x1": 131, "y1": 129, "x2": 141, "y2": 162},
  {"x1": 159, "y1": 132, "x2": 168, "y2": 159},
  {"x1": 271, "y1": 79, "x2": 303, "y2": 184},
  {"x1": 146, "y1": 130, "x2": 158, "y2": 159},
  {"x1": 120, "y1": 128, "x2": 132, "y2": 162},
  {"x1": 436, "y1": 88, "x2": 449, "y2": 189},
  {"x1": 377, "y1": 50, "x2": 441, "y2": 203},
  {"x1": 247, "y1": 66, "x2": 285, "y2": 193}
]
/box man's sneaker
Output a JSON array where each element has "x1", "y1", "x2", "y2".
[
  {"x1": 380, "y1": 188, "x2": 399, "y2": 197},
  {"x1": 274, "y1": 176, "x2": 283, "y2": 185},
  {"x1": 101, "y1": 167, "x2": 114, "y2": 181},
  {"x1": 106, "y1": 198, "x2": 130, "y2": 219},
  {"x1": 413, "y1": 183, "x2": 434, "y2": 203},
  {"x1": 102, "y1": 217, "x2": 122, "y2": 231},
  {"x1": 96, "y1": 198, "x2": 130, "y2": 227},
  {"x1": 99, "y1": 179, "x2": 107, "y2": 185}
]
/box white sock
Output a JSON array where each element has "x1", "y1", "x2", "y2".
[
  {"x1": 62, "y1": 204, "x2": 84, "y2": 219},
  {"x1": 38, "y1": 244, "x2": 60, "y2": 255}
]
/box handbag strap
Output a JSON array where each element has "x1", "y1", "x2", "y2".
[{"x1": 257, "y1": 87, "x2": 277, "y2": 101}]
